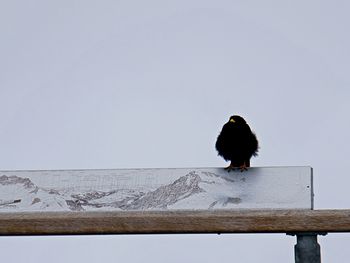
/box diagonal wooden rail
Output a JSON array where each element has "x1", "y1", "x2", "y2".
[{"x1": 0, "y1": 209, "x2": 350, "y2": 236}]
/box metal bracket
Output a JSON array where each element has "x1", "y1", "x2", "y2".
[{"x1": 287, "y1": 232, "x2": 328, "y2": 263}]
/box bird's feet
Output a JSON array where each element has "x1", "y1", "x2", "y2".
[
  {"x1": 239, "y1": 162, "x2": 248, "y2": 172},
  {"x1": 225, "y1": 162, "x2": 249, "y2": 172}
]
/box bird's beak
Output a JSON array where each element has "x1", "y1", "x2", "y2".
[{"x1": 229, "y1": 119, "x2": 235, "y2": 123}]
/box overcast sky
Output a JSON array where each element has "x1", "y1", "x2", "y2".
[{"x1": 1, "y1": 1, "x2": 350, "y2": 262}]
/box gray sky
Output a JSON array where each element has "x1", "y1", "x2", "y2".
[{"x1": 1, "y1": 1, "x2": 350, "y2": 262}]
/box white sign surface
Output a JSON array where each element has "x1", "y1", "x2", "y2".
[{"x1": 0, "y1": 167, "x2": 313, "y2": 212}]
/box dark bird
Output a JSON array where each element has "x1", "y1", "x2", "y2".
[{"x1": 215, "y1": 115, "x2": 259, "y2": 172}]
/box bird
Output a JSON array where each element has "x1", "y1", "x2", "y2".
[{"x1": 215, "y1": 115, "x2": 259, "y2": 172}]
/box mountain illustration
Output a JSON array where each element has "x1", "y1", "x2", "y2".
[{"x1": 0, "y1": 170, "x2": 243, "y2": 212}]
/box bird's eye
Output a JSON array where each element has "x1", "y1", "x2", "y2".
[{"x1": 229, "y1": 119, "x2": 235, "y2": 123}]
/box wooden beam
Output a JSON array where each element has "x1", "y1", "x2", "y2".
[{"x1": 1, "y1": 209, "x2": 350, "y2": 236}]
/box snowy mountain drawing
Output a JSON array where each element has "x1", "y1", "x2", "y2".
[{"x1": 0, "y1": 167, "x2": 312, "y2": 212}]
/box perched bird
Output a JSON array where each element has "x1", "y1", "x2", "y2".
[{"x1": 215, "y1": 115, "x2": 259, "y2": 172}]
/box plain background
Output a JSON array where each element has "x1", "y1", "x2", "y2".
[{"x1": 1, "y1": 1, "x2": 349, "y2": 262}]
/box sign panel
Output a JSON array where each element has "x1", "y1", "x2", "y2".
[{"x1": 0, "y1": 167, "x2": 313, "y2": 212}]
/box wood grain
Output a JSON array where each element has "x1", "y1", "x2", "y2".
[{"x1": 0, "y1": 209, "x2": 349, "y2": 236}]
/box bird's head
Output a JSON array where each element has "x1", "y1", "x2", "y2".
[{"x1": 228, "y1": 115, "x2": 246, "y2": 125}]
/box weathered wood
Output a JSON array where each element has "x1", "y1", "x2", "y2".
[
  {"x1": 0, "y1": 210, "x2": 350, "y2": 236},
  {"x1": 0, "y1": 167, "x2": 313, "y2": 211}
]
